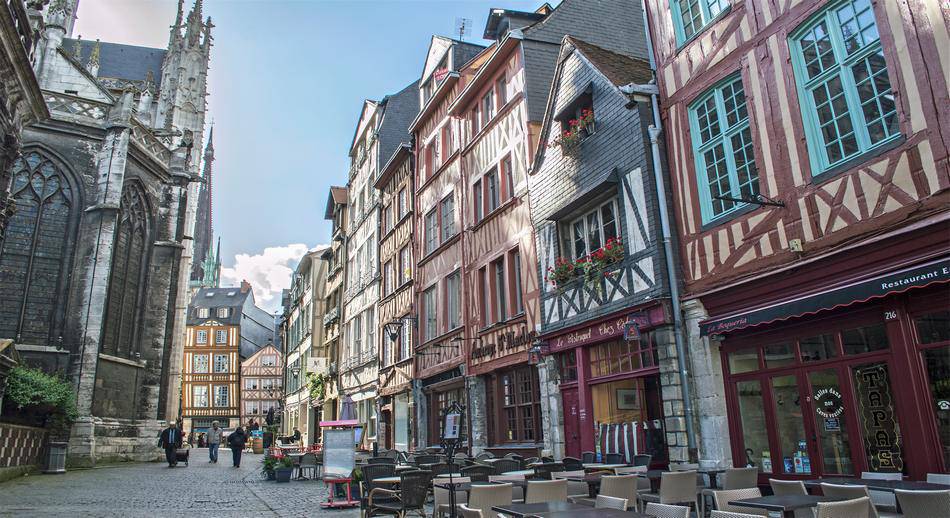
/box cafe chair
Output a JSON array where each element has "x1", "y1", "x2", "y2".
[
  {"x1": 894, "y1": 489, "x2": 950, "y2": 518},
  {"x1": 815, "y1": 496, "x2": 872, "y2": 518},
  {"x1": 644, "y1": 502, "x2": 690, "y2": 518},
  {"x1": 412, "y1": 454, "x2": 443, "y2": 466},
  {"x1": 604, "y1": 453, "x2": 625, "y2": 464},
  {"x1": 562, "y1": 456, "x2": 583, "y2": 471},
  {"x1": 702, "y1": 467, "x2": 758, "y2": 513},
  {"x1": 360, "y1": 463, "x2": 398, "y2": 515},
  {"x1": 433, "y1": 476, "x2": 470, "y2": 518},
  {"x1": 634, "y1": 454, "x2": 653, "y2": 467},
  {"x1": 460, "y1": 464, "x2": 493, "y2": 482},
  {"x1": 297, "y1": 452, "x2": 319, "y2": 480},
  {"x1": 369, "y1": 457, "x2": 397, "y2": 465},
  {"x1": 769, "y1": 478, "x2": 807, "y2": 495},
  {"x1": 430, "y1": 462, "x2": 461, "y2": 477},
  {"x1": 524, "y1": 479, "x2": 568, "y2": 504},
  {"x1": 927, "y1": 473, "x2": 950, "y2": 485},
  {"x1": 710, "y1": 512, "x2": 766, "y2": 518},
  {"x1": 522, "y1": 456, "x2": 540, "y2": 466},
  {"x1": 712, "y1": 488, "x2": 767, "y2": 516},
  {"x1": 489, "y1": 474, "x2": 526, "y2": 502},
  {"x1": 862, "y1": 472, "x2": 902, "y2": 511},
  {"x1": 456, "y1": 504, "x2": 482, "y2": 518},
  {"x1": 581, "y1": 451, "x2": 596, "y2": 463},
  {"x1": 468, "y1": 482, "x2": 513, "y2": 515},
  {"x1": 551, "y1": 470, "x2": 588, "y2": 500},
  {"x1": 532, "y1": 462, "x2": 564, "y2": 480},
  {"x1": 638, "y1": 470, "x2": 701, "y2": 514},
  {"x1": 366, "y1": 470, "x2": 431, "y2": 517},
  {"x1": 614, "y1": 465, "x2": 652, "y2": 502},
  {"x1": 491, "y1": 459, "x2": 521, "y2": 476},
  {"x1": 820, "y1": 483, "x2": 890, "y2": 518},
  {"x1": 474, "y1": 452, "x2": 494, "y2": 461},
  {"x1": 596, "y1": 494, "x2": 628, "y2": 510}
]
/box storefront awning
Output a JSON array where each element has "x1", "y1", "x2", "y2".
[{"x1": 700, "y1": 257, "x2": 950, "y2": 336}]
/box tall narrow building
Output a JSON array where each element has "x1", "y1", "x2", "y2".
[{"x1": 191, "y1": 127, "x2": 219, "y2": 288}]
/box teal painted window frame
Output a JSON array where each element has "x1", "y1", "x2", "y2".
[
  {"x1": 687, "y1": 73, "x2": 759, "y2": 225},
  {"x1": 789, "y1": 0, "x2": 900, "y2": 178},
  {"x1": 670, "y1": 0, "x2": 730, "y2": 46}
]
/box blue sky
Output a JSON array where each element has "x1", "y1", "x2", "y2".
[{"x1": 75, "y1": 0, "x2": 557, "y2": 309}]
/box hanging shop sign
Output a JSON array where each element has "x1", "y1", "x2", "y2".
[
  {"x1": 549, "y1": 311, "x2": 656, "y2": 352},
  {"x1": 470, "y1": 327, "x2": 536, "y2": 362}
]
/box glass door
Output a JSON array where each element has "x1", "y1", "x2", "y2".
[
  {"x1": 807, "y1": 368, "x2": 855, "y2": 475},
  {"x1": 769, "y1": 374, "x2": 816, "y2": 476}
]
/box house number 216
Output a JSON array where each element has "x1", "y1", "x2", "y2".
[{"x1": 884, "y1": 310, "x2": 898, "y2": 321}]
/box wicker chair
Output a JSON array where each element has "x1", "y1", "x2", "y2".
[
  {"x1": 638, "y1": 471, "x2": 701, "y2": 513},
  {"x1": 562, "y1": 456, "x2": 583, "y2": 471},
  {"x1": 581, "y1": 451, "x2": 596, "y2": 463},
  {"x1": 460, "y1": 464, "x2": 493, "y2": 482},
  {"x1": 769, "y1": 478, "x2": 807, "y2": 495},
  {"x1": 412, "y1": 454, "x2": 443, "y2": 466},
  {"x1": 430, "y1": 462, "x2": 460, "y2": 477},
  {"x1": 368, "y1": 457, "x2": 396, "y2": 465},
  {"x1": 523, "y1": 456, "x2": 539, "y2": 466},
  {"x1": 862, "y1": 471, "x2": 901, "y2": 512},
  {"x1": 468, "y1": 482, "x2": 513, "y2": 515},
  {"x1": 596, "y1": 495, "x2": 628, "y2": 510},
  {"x1": 491, "y1": 458, "x2": 521, "y2": 476},
  {"x1": 634, "y1": 454, "x2": 653, "y2": 467},
  {"x1": 474, "y1": 451, "x2": 494, "y2": 461},
  {"x1": 895, "y1": 489, "x2": 950, "y2": 518},
  {"x1": 721, "y1": 467, "x2": 758, "y2": 489},
  {"x1": 710, "y1": 512, "x2": 767, "y2": 518},
  {"x1": 360, "y1": 463, "x2": 398, "y2": 513},
  {"x1": 815, "y1": 496, "x2": 871, "y2": 518},
  {"x1": 533, "y1": 462, "x2": 565, "y2": 480},
  {"x1": 644, "y1": 502, "x2": 690, "y2": 518},
  {"x1": 366, "y1": 470, "x2": 431, "y2": 517},
  {"x1": 456, "y1": 504, "x2": 482, "y2": 518},
  {"x1": 604, "y1": 453, "x2": 625, "y2": 464},
  {"x1": 820, "y1": 483, "x2": 880, "y2": 518},
  {"x1": 433, "y1": 476, "x2": 471, "y2": 518},
  {"x1": 711, "y1": 488, "x2": 768, "y2": 516},
  {"x1": 552, "y1": 470, "x2": 588, "y2": 500},
  {"x1": 524, "y1": 479, "x2": 568, "y2": 504},
  {"x1": 928, "y1": 473, "x2": 950, "y2": 485}
]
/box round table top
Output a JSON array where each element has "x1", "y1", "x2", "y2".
[
  {"x1": 434, "y1": 473, "x2": 464, "y2": 478},
  {"x1": 582, "y1": 463, "x2": 628, "y2": 469},
  {"x1": 502, "y1": 469, "x2": 535, "y2": 476},
  {"x1": 374, "y1": 476, "x2": 401, "y2": 484}
]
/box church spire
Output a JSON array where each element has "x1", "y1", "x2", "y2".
[{"x1": 168, "y1": 0, "x2": 184, "y2": 48}]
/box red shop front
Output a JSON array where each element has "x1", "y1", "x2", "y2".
[
  {"x1": 703, "y1": 255, "x2": 950, "y2": 480},
  {"x1": 548, "y1": 303, "x2": 670, "y2": 464}
]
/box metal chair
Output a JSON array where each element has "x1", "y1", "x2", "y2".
[
  {"x1": 821, "y1": 483, "x2": 894, "y2": 518},
  {"x1": 468, "y1": 482, "x2": 513, "y2": 515},
  {"x1": 368, "y1": 456, "x2": 396, "y2": 465},
  {"x1": 581, "y1": 451, "x2": 596, "y2": 463},
  {"x1": 634, "y1": 454, "x2": 653, "y2": 467},
  {"x1": 710, "y1": 512, "x2": 767, "y2": 518},
  {"x1": 433, "y1": 476, "x2": 470, "y2": 518},
  {"x1": 460, "y1": 464, "x2": 493, "y2": 482},
  {"x1": 562, "y1": 456, "x2": 583, "y2": 471},
  {"x1": 638, "y1": 471, "x2": 701, "y2": 513},
  {"x1": 596, "y1": 494, "x2": 628, "y2": 510},
  {"x1": 711, "y1": 488, "x2": 767, "y2": 516},
  {"x1": 928, "y1": 473, "x2": 950, "y2": 485},
  {"x1": 604, "y1": 453, "x2": 625, "y2": 464},
  {"x1": 366, "y1": 470, "x2": 431, "y2": 517},
  {"x1": 644, "y1": 502, "x2": 690, "y2": 518},
  {"x1": 895, "y1": 489, "x2": 950, "y2": 518},
  {"x1": 815, "y1": 496, "x2": 872, "y2": 518},
  {"x1": 489, "y1": 475, "x2": 525, "y2": 503},
  {"x1": 491, "y1": 458, "x2": 521, "y2": 476},
  {"x1": 553, "y1": 470, "x2": 589, "y2": 500},
  {"x1": 474, "y1": 451, "x2": 494, "y2": 461},
  {"x1": 524, "y1": 479, "x2": 568, "y2": 504},
  {"x1": 532, "y1": 462, "x2": 565, "y2": 480},
  {"x1": 297, "y1": 452, "x2": 319, "y2": 480}
]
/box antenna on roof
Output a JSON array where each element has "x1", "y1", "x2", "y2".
[{"x1": 455, "y1": 17, "x2": 472, "y2": 41}]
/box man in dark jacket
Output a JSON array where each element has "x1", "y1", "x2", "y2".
[
  {"x1": 228, "y1": 427, "x2": 247, "y2": 468},
  {"x1": 158, "y1": 422, "x2": 183, "y2": 467}
]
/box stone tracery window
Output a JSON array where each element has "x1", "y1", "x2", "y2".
[
  {"x1": 101, "y1": 184, "x2": 151, "y2": 358},
  {"x1": 0, "y1": 151, "x2": 78, "y2": 344}
]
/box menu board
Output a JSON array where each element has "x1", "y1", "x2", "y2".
[{"x1": 323, "y1": 429, "x2": 355, "y2": 479}]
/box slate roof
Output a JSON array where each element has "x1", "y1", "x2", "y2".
[
  {"x1": 64, "y1": 38, "x2": 166, "y2": 88},
  {"x1": 376, "y1": 80, "x2": 420, "y2": 173},
  {"x1": 568, "y1": 37, "x2": 653, "y2": 87},
  {"x1": 187, "y1": 287, "x2": 250, "y2": 326},
  {"x1": 452, "y1": 40, "x2": 487, "y2": 69},
  {"x1": 522, "y1": 0, "x2": 648, "y2": 59},
  {"x1": 325, "y1": 186, "x2": 348, "y2": 219}
]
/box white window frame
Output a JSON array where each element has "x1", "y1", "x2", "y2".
[
  {"x1": 193, "y1": 385, "x2": 208, "y2": 407},
  {"x1": 197, "y1": 307, "x2": 209, "y2": 318},
  {"x1": 213, "y1": 354, "x2": 229, "y2": 373},
  {"x1": 446, "y1": 270, "x2": 461, "y2": 330},
  {"x1": 214, "y1": 385, "x2": 228, "y2": 407},
  {"x1": 193, "y1": 354, "x2": 209, "y2": 374},
  {"x1": 217, "y1": 307, "x2": 229, "y2": 318},
  {"x1": 196, "y1": 330, "x2": 208, "y2": 345},
  {"x1": 245, "y1": 377, "x2": 259, "y2": 390},
  {"x1": 423, "y1": 286, "x2": 438, "y2": 341},
  {"x1": 215, "y1": 329, "x2": 228, "y2": 345},
  {"x1": 565, "y1": 199, "x2": 620, "y2": 260}
]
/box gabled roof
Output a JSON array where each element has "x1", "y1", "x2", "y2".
[
  {"x1": 348, "y1": 99, "x2": 380, "y2": 156},
  {"x1": 325, "y1": 186, "x2": 348, "y2": 220},
  {"x1": 64, "y1": 38, "x2": 166, "y2": 88},
  {"x1": 187, "y1": 287, "x2": 251, "y2": 326},
  {"x1": 376, "y1": 80, "x2": 420, "y2": 172}
]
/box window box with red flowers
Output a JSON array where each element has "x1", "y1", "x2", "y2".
[
  {"x1": 547, "y1": 237, "x2": 624, "y2": 292},
  {"x1": 549, "y1": 108, "x2": 595, "y2": 154}
]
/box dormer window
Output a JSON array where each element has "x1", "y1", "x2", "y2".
[
  {"x1": 217, "y1": 307, "x2": 229, "y2": 318},
  {"x1": 552, "y1": 85, "x2": 595, "y2": 152},
  {"x1": 197, "y1": 307, "x2": 209, "y2": 318}
]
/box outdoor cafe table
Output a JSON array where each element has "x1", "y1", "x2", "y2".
[
  {"x1": 394, "y1": 464, "x2": 414, "y2": 472},
  {"x1": 582, "y1": 463, "x2": 628, "y2": 470},
  {"x1": 433, "y1": 480, "x2": 500, "y2": 495},
  {"x1": 492, "y1": 501, "x2": 649, "y2": 517},
  {"x1": 729, "y1": 495, "x2": 845, "y2": 518},
  {"x1": 803, "y1": 477, "x2": 950, "y2": 492},
  {"x1": 502, "y1": 469, "x2": 535, "y2": 476},
  {"x1": 374, "y1": 476, "x2": 401, "y2": 485},
  {"x1": 434, "y1": 473, "x2": 463, "y2": 478},
  {"x1": 638, "y1": 468, "x2": 727, "y2": 492}
]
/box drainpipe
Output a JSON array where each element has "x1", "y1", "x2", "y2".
[{"x1": 619, "y1": 19, "x2": 698, "y2": 460}]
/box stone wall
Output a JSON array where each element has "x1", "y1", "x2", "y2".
[{"x1": 0, "y1": 422, "x2": 47, "y2": 481}]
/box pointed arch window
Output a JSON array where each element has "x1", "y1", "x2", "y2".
[
  {"x1": 0, "y1": 151, "x2": 78, "y2": 344},
  {"x1": 101, "y1": 184, "x2": 152, "y2": 358}
]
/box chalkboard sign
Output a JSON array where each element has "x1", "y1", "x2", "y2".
[{"x1": 323, "y1": 428, "x2": 355, "y2": 479}]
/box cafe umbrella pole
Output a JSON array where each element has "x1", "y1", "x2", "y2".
[{"x1": 441, "y1": 402, "x2": 464, "y2": 518}]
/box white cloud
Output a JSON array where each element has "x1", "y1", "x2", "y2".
[{"x1": 220, "y1": 243, "x2": 312, "y2": 312}]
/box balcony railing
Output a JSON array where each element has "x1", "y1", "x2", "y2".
[
  {"x1": 43, "y1": 91, "x2": 109, "y2": 121},
  {"x1": 322, "y1": 306, "x2": 340, "y2": 326}
]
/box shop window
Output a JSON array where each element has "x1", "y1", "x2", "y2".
[
  {"x1": 592, "y1": 376, "x2": 666, "y2": 463},
  {"x1": 589, "y1": 334, "x2": 657, "y2": 378},
  {"x1": 922, "y1": 346, "x2": 950, "y2": 468},
  {"x1": 498, "y1": 367, "x2": 541, "y2": 443},
  {"x1": 771, "y1": 374, "x2": 812, "y2": 474},
  {"x1": 809, "y1": 369, "x2": 855, "y2": 475},
  {"x1": 852, "y1": 362, "x2": 903, "y2": 473},
  {"x1": 736, "y1": 380, "x2": 772, "y2": 473},
  {"x1": 789, "y1": 0, "x2": 898, "y2": 176},
  {"x1": 728, "y1": 348, "x2": 759, "y2": 374},
  {"x1": 915, "y1": 310, "x2": 950, "y2": 344},
  {"x1": 841, "y1": 323, "x2": 889, "y2": 355},
  {"x1": 800, "y1": 333, "x2": 838, "y2": 362},
  {"x1": 558, "y1": 352, "x2": 577, "y2": 382},
  {"x1": 764, "y1": 342, "x2": 796, "y2": 369}
]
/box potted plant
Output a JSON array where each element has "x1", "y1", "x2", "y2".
[
  {"x1": 274, "y1": 455, "x2": 294, "y2": 483},
  {"x1": 546, "y1": 257, "x2": 577, "y2": 290},
  {"x1": 3, "y1": 366, "x2": 78, "y2": 473},
  {"x1": 549, "y1": 108, "x2": 595, "y2": 153},
  {"x1": 261, "y1": 456, "x2": 278, "y2": 480}
]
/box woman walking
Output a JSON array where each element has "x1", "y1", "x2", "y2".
[{"x1": 228, "y1": 426, "x2": 247, "y2": 468}]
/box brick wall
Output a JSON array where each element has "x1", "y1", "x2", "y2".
[{"x1": 0, "y1": 422, "x2": 47, "y2": 468}]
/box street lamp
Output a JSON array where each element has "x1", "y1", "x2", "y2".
[
  {"x1": 384, "y1": 316, "x2": 417, "y2": 343},
  {"x1": 527, "y1": 337, "x2": 549, "y2": 365}
]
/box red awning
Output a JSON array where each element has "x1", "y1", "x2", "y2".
[{"x1": 700, "y1": 257, "x2": 950, "y2": 336}]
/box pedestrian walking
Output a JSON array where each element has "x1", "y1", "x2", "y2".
[
  {"x1": 158, "y1": 421, "x2": 182, "y2": 467},
  {"x1": 228, "y1": 426, "x2": 247, "y2": 468},
  {"x1": 206, "y1": 421, "x2": 222, "y2": 463}
]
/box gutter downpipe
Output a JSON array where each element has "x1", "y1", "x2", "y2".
[{"x1": 621, "y1": 10, "x2": 698, "y2": 460}]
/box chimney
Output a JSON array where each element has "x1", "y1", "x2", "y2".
[{"x1": 240, "y1": 280, "x2": 251, "y2": 293}]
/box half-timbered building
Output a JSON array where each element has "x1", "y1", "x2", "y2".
[
  {"x1": 410, "y1": 36, "x2": 485, "y2": 450},
  {"x1": 645, "y1": 0, "x2": 950, "y2": 477},
  {"x1": 241, "y1": 343, "x2": 282, "y2": 430},
  {"x1": 321, "y1": 187, "x2": 348, "y2": 426},
  {"x1": 529, "y1": 35, "x2": 673, "y2": 464}
]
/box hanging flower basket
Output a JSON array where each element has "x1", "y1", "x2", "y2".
[{"x1": 546, "y1": 238, "x2": 625, "y2": 293}]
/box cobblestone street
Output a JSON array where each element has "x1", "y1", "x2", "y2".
[{"x1": 0, "y1": 451, "x2": 361, "y2": 517}]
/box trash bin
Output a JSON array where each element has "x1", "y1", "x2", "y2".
[{"x1": 44, "y1": 441, "x2": 67, "y2": 474}]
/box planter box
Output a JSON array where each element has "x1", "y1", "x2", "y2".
[{"x1": 275, "y1": 467, "x2": 293, "y2": 483}]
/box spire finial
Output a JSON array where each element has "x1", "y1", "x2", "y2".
[
  {"x1": 72, "y1": 35, "x2": 82, "y2": 60},
  {"x1": 174, "y1": 0, "x2": 184, "y2": 25},
  {"x1": 88, "y1": 39, "x2": 100, "y2": 66}
]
